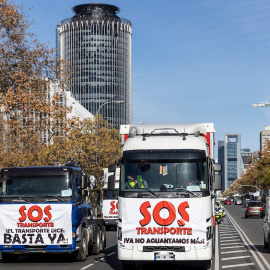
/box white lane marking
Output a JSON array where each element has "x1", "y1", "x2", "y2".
[
  {"x1": 215, "y1": 223, "x2": 219, "y2": 270},
  {"x1": 95, "y1": 257, "x2": 105, "y2": 262},
  {"x1": 221, "y1": 239, "x2": 241, "y2": 242},
  {"x1": 220, "y1": 236, "x2": 240, "y2": 239},
  {"x1": 221, "y1": 246, "x2": 245, "y2": 249},
  {"x1": 226, "y1": 211, "x2": 270, "y2": 270},
  {"x1": 220, "y1": 242, "x2": 242, "y2": 246},
  {"x1": 221, "y1": 255, "x2": 250, "y2": 260},
  {"x1": 80, "y1": 264, "x2": 94, "y2": 270},
  {"x1": 107, "y1": 252, "x2": 116, "y2": 256},
  {"x1": 219, "y1": 233, "x2": 238, "y2": 236},
  {"x1": 222, "y1": 263, "x2": 254, "y2": 268},
  {"x1": 80, "y1": 252, "x2": 116, "y2": 269},
  {"x1": 221, "y1": 250, "x2": 248, "y2": 254}
]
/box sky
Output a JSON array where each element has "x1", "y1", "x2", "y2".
[{"x1": 11, "y1": 0, "x2": 270, "y2": 155}]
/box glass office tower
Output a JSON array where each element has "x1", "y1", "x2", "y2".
[
  {"x1": 218, "y1": 134, "x2": 241, "y2": 191},
  {"x1": 57, "y1": 3, "x2": 132, "y2": 129}
]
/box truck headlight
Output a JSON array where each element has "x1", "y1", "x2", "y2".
[
  {"x1": 117, "y1": 226, "x2": 122, "y2": 241},
  {"x1": 206, "y1": 226, "x2": 212, "y2": 240}
]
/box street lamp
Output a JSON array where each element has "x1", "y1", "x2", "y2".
[{"x1": 96, "y1": 100, "x2": 124, "y2": 115}]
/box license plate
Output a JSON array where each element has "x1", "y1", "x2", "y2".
[{"x1": 154, "y1": 252, "x2": 175, "y2": 261}]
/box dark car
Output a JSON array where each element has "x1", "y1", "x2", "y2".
[
  {"x1": 245, "y1": 201, "x2": 264, "y2": 218},
  {"x1": 224, "y1": 199, "x2": 231, "y2": 205}
]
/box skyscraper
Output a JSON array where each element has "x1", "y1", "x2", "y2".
[
  {"x1": 56, "y1": 3, "x2": 132, "y2": 129},
  {"x1": 218, "y1": 134, "x2": 241, "y2": 191}
]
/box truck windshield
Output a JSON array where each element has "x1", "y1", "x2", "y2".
[
  {"x1": 103, "y1": 189, "x2": 119, "y2": 199},
  {"x1": 121, "y1": 159, "x2": 207, "y2": 192},
  {"x1": 0, "y1": 175, "x2": 72, "y2": 198}
]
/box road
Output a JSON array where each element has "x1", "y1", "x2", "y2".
[
  {"x1": 1, "y1": 204, "x2": 270, "y2": 270},
  {"x1": 217, "y1": 203, "x2": 270, "y2": 269}
]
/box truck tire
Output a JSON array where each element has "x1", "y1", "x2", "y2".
[
  {"x1": 76, "y1": 228, "x2": 88, "y2": 261},
  {"x1": 91, "y1": 227, "x2": 101, "y2": 255},
  {"x1": 100, "y1": 225, "x2": 106, "y2": 253},
  {"x1": 2, "y1": 253, "x2": 17, "y2": 263}
]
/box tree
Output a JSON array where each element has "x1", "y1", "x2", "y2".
[
  {"x1": 0, "y1": 0, "x2": 69, "y2": 168},
  {"x1": 0, "y1": 1, "x2": 122, "y2": 212}
]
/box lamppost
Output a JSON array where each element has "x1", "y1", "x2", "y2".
[
  {"x1": 96, "y1": 100, "x2": 125, "y2": 115},
  {"x1": 94, "y1": 100, "x2": 124, "y2": 216}
]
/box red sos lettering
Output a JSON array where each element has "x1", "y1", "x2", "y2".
[
  {"x1": 139, "y1": 201, "x2": 189, "y2": 227},
  {"x1": 19, "y1": 205, "x2": 52, "y2": 222},
  {"x1": 110, "y1": 201, "x2": 118, "y2": 211}
]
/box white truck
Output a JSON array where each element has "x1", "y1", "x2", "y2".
[
  {"x1": 108, "y1": 123, "x2": 222, "y2": 270},
  {"x1": 102, "y1": 168, "x2": 120, "y2": 229}
]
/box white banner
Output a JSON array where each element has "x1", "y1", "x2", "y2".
[
  {"x1": 0, "y1": 204, "x2": 72, "y2": 245},
  {"x1": 103, "y1": 200, "x2": 118, "y2": 219},
  {"x1": 121, "y1": 198, "x2": 207, "y2": 246}
]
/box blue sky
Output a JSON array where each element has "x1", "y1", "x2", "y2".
[{"x1": 12, "y1": 0, "x2": 270, "y2": 154}]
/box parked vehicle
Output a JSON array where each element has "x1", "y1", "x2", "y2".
[
  {"x1": 108, "y1": 123, "x2": 222, "y2": 270},
  {"x1": 263, "y1": 196, "x2": 270, "y2": 251},
  {"x1": 0, "y1": 162, "x2": 106, "y2": 263},
  {"x1": 245, "y1": 201, "x2": 264, "y2": 218}
]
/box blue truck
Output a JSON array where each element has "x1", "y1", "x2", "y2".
[{"x1": 0, "y1": 162, "x2": 106, "y2": 263}]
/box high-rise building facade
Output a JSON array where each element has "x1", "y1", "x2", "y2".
[
  {"x1": 260, "y1": 126, "x2": 270, "y2": 150},
  {"x1": 241, "y1": 148, "x2": 252, "y2": 172},
  {"x1": 56, "y1": 3, "x2": 132, "y2": 129},
  {"x1": 218, "y1": 134, "x2": 241, "y2": 191}
]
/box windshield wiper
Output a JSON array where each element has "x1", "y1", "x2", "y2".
[
  {"x1": 138, "y1": 188, "x2": 158, "y2": 197},
  {"x1": 43, "y1": 196, "x2": 65, "y2": 202},
  {"x1": 175, "y1": 188, "x2": 201, "y2": 198},
  {"x1": 12, "y1": 197, "x2": 31, "y2": 203}
]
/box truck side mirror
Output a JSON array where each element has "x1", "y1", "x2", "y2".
[
  {"x1": 213, "y1": 163, "x2": 222, "y2": 172},
  {"x1": 81, "y1": 175, "x2": 87, "y2": 189},
  {"x1": 213, "y1": 174, "x2": 222, "y2": 191},
  {"x1": 108, "y1": 163, "x2": 116, "y2": 173},
  {"x1": 80, "y1": 189, "x2": 88, "y2": 197},
  {"x1": 108, "y1": 175, "x2": 115, "y2": 191}
]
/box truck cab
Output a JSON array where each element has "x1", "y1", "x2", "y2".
[
  {"x1": 0, "y1": 162, "x2": 106, "y2": 262},
  {"x1": 108, "y1": 123, "x2": 222, "y2": 270}
]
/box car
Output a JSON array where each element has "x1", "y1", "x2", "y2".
[
  {"x1": 245, "y1": 201, "x2": 264, "y2": 218},
  {"x1": 244, "y1": 199, "x2": 254, "y2": 208},
  {"x1": 234, "y1": 198, "x2": 243, "y2": 205},
  {"x1": 224, "y1": 199, "x2": 231, "y2": 205}
]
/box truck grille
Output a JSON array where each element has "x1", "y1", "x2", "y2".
[{"x1": 143, "y1": 246, "x2": 185, "y2": 252}]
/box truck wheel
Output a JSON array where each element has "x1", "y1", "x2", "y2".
[
  {"x1": 76, "y1": 228, "x2": 88, "y2": 261},
  {"x1": 122, "y1": 261, "x2": 135, "y2": 270},
  {"x1": 100, "y1": 225, "x2": 106, "y2": 253},
  {"x1": 1, "y1": 253, "x2": 17, "y2": 263},
  {"x1": 91, "y1": 227, "x2": 101, "y2": 255}
]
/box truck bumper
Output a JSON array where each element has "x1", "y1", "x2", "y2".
[
  {"x1": 0, "y1": 245, "x2": 77, "y2": 255},
  {"x1": 104, "y1": 219, "x2": 118, "y2": 227},
  {"x1": 118, "y1": 242, "x2": 212, "y2": 261}
]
